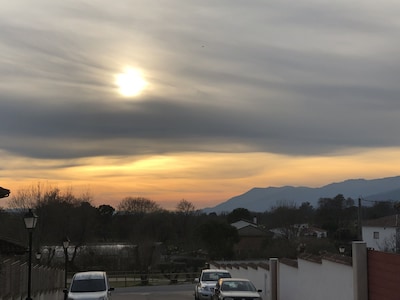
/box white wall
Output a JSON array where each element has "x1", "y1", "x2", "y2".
[
  {"x1": 210, "y1": 257, "x2": 353, "y2": 300},
  {"x1": 295, "y1": 258, "x2": 352, "y2": 300},
  {"x1": 219, "y1": 264, "x2": 270, "y2": 300},
  {"x1": 362, "y1": 226, "x2": 396, "y2": 251}
]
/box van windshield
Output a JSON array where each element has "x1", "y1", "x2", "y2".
[
  {"x1": 202, "y1": 272, "x2": 231, "y2": 281},
  {"x1": 70, "y1": 279, "x2": 106, "y2": 292}
]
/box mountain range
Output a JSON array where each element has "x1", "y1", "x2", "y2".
[{"x1": 203, "y1": 175, "x2": 400, "y2": 214}]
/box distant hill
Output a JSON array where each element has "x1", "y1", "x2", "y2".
[{"x1": 203, "y1": 176, "x2": 400, "y2": 214}]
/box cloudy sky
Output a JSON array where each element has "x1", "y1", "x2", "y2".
[{"x1": 1, "y1": 0, "x2": 400, "y2": 210}]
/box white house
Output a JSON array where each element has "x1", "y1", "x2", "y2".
[
  {"x1": 362, "y1": 214, "x2": 400, "y2": 253},
  {"x1": 270, "y1": 223, "x2": 327, "y2": 239},
  {"x1": 302, "y1": 226, "x2": 327, "y2": 238}
]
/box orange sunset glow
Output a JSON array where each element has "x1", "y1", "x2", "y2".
[{"x1": 2, "y1": 149, "x2": 400, "y2": 210}]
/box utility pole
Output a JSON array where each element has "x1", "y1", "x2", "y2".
[{"x1": 358, "y1": 198, "x2": 363, "y2": 241}]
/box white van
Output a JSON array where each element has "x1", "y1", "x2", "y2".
[{"x1": 65, "y1": 271, "x2": 114, "y2": 300}]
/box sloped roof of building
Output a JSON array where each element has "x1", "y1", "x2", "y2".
[
  {"x1": 231, "y1": 219, "x2": 258, "y2": 230},
  {"x1": 238, "y1": 225, "x2": 269, "y2": 237},
  {"x1": 231, "y1": 219, "x2": 269, "y2": 237},
  {"x1": 0, "y1": 236, "x2": 26, "y2": 255},
  {"x1": 363, "y1": 214, "x2": 400, "y2": 228},
  {"x1": 0, "y1": 186, "x2": 10, "y2": 198}
]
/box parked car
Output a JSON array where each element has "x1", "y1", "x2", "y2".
[
  {"x1": 64, "y1": 271, "x2": 114, "y2": 300},
  {"x1": 212, "y1": 278, "x2": 262, "y2": 300},
  {"x1": 194, "y1": 269, "x2": 232, "y2": 300}
]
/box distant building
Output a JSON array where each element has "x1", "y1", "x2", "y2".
[
  {"x1": 270, "y1": 224, "x2": 327, "y2": 239},
  {"x1": 302, "y1": 226, "x2": 328, "y2": 238},
  {"x1": 362, "y1": 214, "x2": 400, "y2": 253},
  {"x1": 231, "y1": 219, "x2": 270, "y2": 258},
  {"x1": 0, "y1": 236, "x2": 26, "y2": 257}
]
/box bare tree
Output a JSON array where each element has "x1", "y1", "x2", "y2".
[
  {"x1": 6, "y1": 182, "x2": 44, "y2": 211},
  {"x1": 117, "y1": 197, "x2": 163, "y2": 214},
  {"x1": 176, "y1": 199, "x2": 196, "y2": 215}
]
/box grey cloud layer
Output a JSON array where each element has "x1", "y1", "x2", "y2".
[{"x1": 1, "y1": 0, "x2": 400, "y2": 160}]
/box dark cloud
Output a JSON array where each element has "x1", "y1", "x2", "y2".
[{"x1": 1, "y1": 0, "x2": 400, "y2": 162}]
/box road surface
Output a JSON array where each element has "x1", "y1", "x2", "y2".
[{"x1": 112, "y1": 283, "x2": 194, "y2": 300}]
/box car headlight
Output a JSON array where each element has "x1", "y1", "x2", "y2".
[{"x1": 200, "y1": 285, "x2": 211, "y2": 292}]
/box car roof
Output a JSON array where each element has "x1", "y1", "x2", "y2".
[
  {"x1": 202, "y1": 269, "x2": 230, "y2": 273},
  {"x1": 219, "y1": 278, "x2": 250, "y2": 282},
  {"x1": 73, "y1": 271, "x2": 106, "y2": 280}
]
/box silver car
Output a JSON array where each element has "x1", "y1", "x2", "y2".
[
  {"x1": 194, "y1": 269, "x2": 232, "y2": 300},
  {"x1": 212, "y1": 278, "x2": 262, "y2": 300},
  {"x1": 65, "y1": 271, "x2": 114, "y2": 300}
]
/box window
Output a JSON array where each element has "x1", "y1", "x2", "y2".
[
  {"x1": 70, "y1": 279, "x2": 106, "y2": 293},
  {"x1": 373, "y1": 232, "x2": 379, "y2": 239}
]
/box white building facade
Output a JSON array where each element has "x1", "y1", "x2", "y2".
[{"x1": 362, "y1": 214, "x2": 400, "y2": 253}]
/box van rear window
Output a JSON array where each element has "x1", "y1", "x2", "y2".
[{"x1": 71, "y1": 279, "x2": 106, "y2": 292}]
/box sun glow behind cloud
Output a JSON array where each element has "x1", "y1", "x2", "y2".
[{"x1": 115, "y1": 68, "x2": 148, "y2": 97}]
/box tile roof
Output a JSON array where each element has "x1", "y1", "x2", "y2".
[{"x1": 362, "y1": 214, "x2": 400, "y2": 228}]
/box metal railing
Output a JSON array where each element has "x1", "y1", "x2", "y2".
[
  {"x1": 106, "y1": 271, "x2": 198, "y2": 287},
  {"x1": 0, "y1": 257, "x2": 198, "y2": 299},
  {"x1": 0, "y1": 258, "x2": 64, "y2": 299}
]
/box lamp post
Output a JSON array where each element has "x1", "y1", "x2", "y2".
[
  {"x1": 63, "y1": 237, "x2": 70, "y2": 291},
  {"x1": 23, "y1": 209, "x2": 38, "y2": 300}
]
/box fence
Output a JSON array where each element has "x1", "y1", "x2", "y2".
[
  {"x1": 106, "y1": 271, "x2": 198, "y2": 287},
  {"x1": 0, "y1": 258, "x2": 64, "y2": 300},
  {"x1": 368, "y1": 249, "x2": 400, "y2": 300}
]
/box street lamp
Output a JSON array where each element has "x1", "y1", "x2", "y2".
[
  {"x1": 63, "y1": 237, "x2": 70, "y2": 290},
  {"x1": 35, "y1": 251, "x2": 42, "y2": 262},
  {"x1": 23, "y1": 209, "x2": 38, "y2": 300}
]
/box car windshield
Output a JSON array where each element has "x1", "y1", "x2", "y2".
[
  {"x1": 70, "y1": 279, "x2": 106, "y2": 292},
  {"x1": 202, "y1": 272, "x2": 231, "y2": 281},
  {"x1": 221, "y1": 281, "x2": 256, "y2": 292}
]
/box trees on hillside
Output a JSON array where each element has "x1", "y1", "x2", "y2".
[
  {"x1": 196, "y1": 220, "x2": 239, "y2": 260},
  {"x1": 227, "y1": 208, "x2": 251, "y2": 223},
  {"x1": 6, "y1": 182, "x2": 400, "y2": 271}
]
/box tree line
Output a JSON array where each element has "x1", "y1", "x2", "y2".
[{"x1": 1, "y1": 185, "x2": 398, "y2": 271}]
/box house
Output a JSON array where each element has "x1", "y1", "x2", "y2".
[
  {"x1": 302, "y1": 226, "x2": 327, "y2": 238},
  {"x1": 231, "y1": 219, "x2": 270, "y2": 258},
  {"x1": 270, "y1": 223, "x2": 327, "y2": 239},
  {"x1": 362, "y1": 214, "x2": 400, "y2": 253}
]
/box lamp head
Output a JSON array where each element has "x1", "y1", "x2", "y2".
[
  {"x1": 63, "y1": 237, "x2": 70, "y2": 249},
  {"x1": 23, "y1": 209, "x2": 38, "y2": 230}
]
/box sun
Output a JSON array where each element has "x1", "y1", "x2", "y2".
[{"x1": 115, "y1": 68, "x2": 148, "y2": 97}]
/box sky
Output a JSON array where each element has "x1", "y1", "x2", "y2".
[{"x1": 1, "y1": 0, "x2": 400, "y2": 210}]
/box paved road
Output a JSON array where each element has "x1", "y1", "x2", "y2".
[{"x1": 112, "y1": 283, "x2": 195, "y2": 300}]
